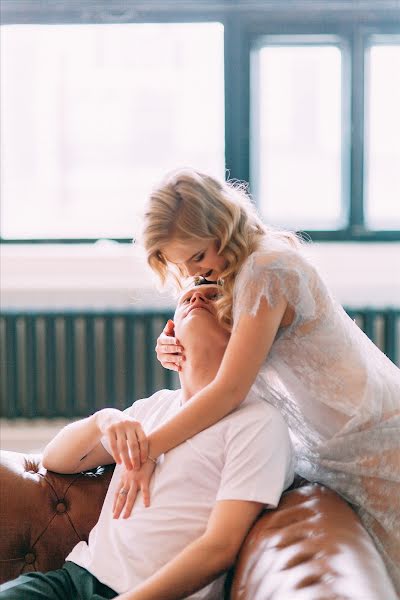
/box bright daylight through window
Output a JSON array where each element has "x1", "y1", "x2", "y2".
[
  {"x1": 252, "y1": 42, "x2": 344, "y2": 230},
  {"x1": 0, "y1": 23, "x2": 225, "y2": 239},
  {"x1": 365, "y1": 43, "x2": 400, "y2": 230}
]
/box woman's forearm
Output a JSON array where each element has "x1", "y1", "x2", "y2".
[{"x1": 148, "y1": 380, "x2": 241, "y2": 458}]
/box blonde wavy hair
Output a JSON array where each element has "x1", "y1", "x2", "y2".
[{"x1": 142, "y1": 168, "x2": 300, "y2": 329}]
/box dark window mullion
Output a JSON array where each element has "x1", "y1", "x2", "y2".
[
  {"x1": 349, "y1": 28, "x2": 365, "y2": 232},
  {"x1": 224, "y1": 16, "x2": 250, "y2": 183},
  {"x1": 341, "y1": 36, "x2": 352, "y2": 231}
]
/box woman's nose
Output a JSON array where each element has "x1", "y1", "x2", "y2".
[{"x1": 185, "y1": 264, "x2": 199, "y2": 277}]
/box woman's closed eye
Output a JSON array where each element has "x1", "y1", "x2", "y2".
[{"x1": 193, "y1": 252, "x2": 205, "y2": 263}]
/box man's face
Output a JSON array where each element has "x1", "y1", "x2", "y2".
[{"x1": 173, "y1": 283, "x2": 228, "y2": 344}]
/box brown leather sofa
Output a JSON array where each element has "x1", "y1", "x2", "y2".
[{"x1": 0, "y1": 450, "x2": 394, "y2": 599}]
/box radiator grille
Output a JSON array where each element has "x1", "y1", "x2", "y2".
[
  {"x1": 0, "y1": 310, "x2": 175, "y2": 418},
  {"x1": 1, "y1": 308, "x2": 399, "y2": 419}
]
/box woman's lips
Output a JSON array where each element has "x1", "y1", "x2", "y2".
[{"x1": 202, "y1": 269, "x2": 213, "y2": 278}]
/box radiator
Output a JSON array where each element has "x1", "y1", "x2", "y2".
[
  {"x1": 1, "y1": 308, "x2": 399, "y2": 419},
  {"x1": 0, "y1": 310, "x2": 175, "y2": 419}
]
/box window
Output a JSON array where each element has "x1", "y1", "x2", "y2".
[
  {"x1": 251, "y1": 38, "x2": 344, "y2": 230},
  {"x1": 365, "y1": 40, "x2": 400, "y2": 230},
  {"x1": 1, "y1": 1, "x2": 399, "y2": 243},
  {"x1": 0, "y1": 22, "x2": 224, "y2": 239}
]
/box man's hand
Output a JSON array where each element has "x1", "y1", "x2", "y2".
[
  {"x1": 113, "y1": 459, "x2": 156, "y2": 519},
  {"x1": 96, "y1": 408, "x2": 148, "y2": 471}
]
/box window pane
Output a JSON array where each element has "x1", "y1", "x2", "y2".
[
  {"x1": 365, "y1": 44, "x2": 400, "y2": 230},
  {"x1": 0, "y1": 23, "x2": 225, "y2": 239},
  {"x1": 252, "y1": 43, "x2": 343, "y2": 230}
]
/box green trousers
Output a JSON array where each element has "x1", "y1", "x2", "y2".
[{"x1": 0, "y1": 561, "x2": 117, "y2": 600}]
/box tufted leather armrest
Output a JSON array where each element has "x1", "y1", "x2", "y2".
[
  {"x1": 0, "y1": 451, "x2": 394, "y2": 599},
  {"x1": 0, "y1": 450, "x2": 113, "y2": 583}
]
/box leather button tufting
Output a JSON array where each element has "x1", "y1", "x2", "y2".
[
  {"x1": 24, "y1": 552, "x2": 35, "y2": 564},
  {"x1": 56, "y1": 501, "x2": 66, "y2": 513}
]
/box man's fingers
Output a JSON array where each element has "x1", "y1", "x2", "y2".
[
  {"x1": 123, "y1": 486, "x2": 139, "y2": 519},
  {"x1": 113, "y1": 487, "x2": 128, "y2": 518},
  {"x1": 114, "y1": 483, "x2": 137, "y2": 519},
  {"x1": 141, "y1": 482, "x2": 150, "y2": 508},
  {"x1": 113, "y1": 486, "x2": 123, "y2": 513}
]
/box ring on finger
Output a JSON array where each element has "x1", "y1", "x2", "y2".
[{"x1": 119, "y1": 489, "x2": 128, "y2": 496}]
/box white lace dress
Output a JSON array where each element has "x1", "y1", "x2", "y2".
[{"x1": 233, "y1": 241, "x2": 400, "y2": 595}]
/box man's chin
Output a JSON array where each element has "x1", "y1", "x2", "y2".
[
  {"x1": 186, "y1": 308, "x2": 215, "y2": 319},
  {"x1": 177, "y1": 310, "x2": 215, "y2": 336}
]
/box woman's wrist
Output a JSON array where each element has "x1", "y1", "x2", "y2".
[{"x1": 147, "y1": 433, "x2": 163, "y2": 462}]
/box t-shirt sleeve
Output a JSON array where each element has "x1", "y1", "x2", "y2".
[
  {"x1": 232, "y1": 246, "x2": 320, "y2": 330},
  {"x1": 217, "y1": 404, "x2": 294, "y2": 508}
]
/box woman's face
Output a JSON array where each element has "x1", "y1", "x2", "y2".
[{"x1": 162, "y1": 239, "x2": 226, "y2": 279}]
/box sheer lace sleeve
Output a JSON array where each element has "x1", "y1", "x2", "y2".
[{"x1": 232, "y1": 244, "x2": 323, "y2": 329}]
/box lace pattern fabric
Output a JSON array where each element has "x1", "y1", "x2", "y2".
[{"x1": 233, "y1": 241, "x2": 400, "y2": 594}]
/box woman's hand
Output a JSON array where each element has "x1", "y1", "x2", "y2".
[
  {"x1": 95, "y1": 408, "x2": 148, "y2": 471},
  {"x1": 113, "y1": 459, "x2": 156, "y2": 519},
  {"x1": 155, "y1": 319, "x2": 185, "y2": 372}
]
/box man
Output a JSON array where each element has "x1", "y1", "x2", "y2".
[{"x1": 0, "y1": 283, "x2": 293, "y2": 600}]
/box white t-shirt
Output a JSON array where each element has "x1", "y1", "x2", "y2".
[{"x1": 67, "y1": 388, "x2": 294, "y2": 598}]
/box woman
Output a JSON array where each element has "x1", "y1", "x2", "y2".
[{"x1": 120, "y1": 168, "x2": 400, "y2": 593}]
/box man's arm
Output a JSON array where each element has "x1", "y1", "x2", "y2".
[
  {"x1": 117, "y1": 499, "x2": 264, "y2": 600},
  {"x1": 42, "y1": 408, "x2": 148, "y2": 474},
  {"x1": 42, "y1": 412, "x2": 115, "y2": 474}
]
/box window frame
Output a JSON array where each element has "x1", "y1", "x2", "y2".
[{"x1": 1, "y1": 0, "x2": 399, "y2": 243}]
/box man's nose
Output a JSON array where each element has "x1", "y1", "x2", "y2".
[{"x1": 190, "y1": 291, "x2": 207, "y2": 304}]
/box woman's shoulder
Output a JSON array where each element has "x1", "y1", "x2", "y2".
[
  {"x1": 232, "y1": 237, "x2": 326, "y2": 323},
  {"x1": 238, "y1": 237, "x2": 314, "y2": 280}
]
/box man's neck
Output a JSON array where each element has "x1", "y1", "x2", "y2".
[{"x1": 178, "y1": 340, "x2": 226, "y2": 402}]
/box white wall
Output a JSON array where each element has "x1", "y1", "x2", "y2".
[{"x1": 1, "y1": 241, "x2": 400, "y2": 310}]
